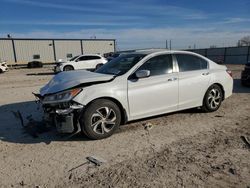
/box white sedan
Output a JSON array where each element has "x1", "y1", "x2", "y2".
[
  {"x1": 38, "y1": 50, "x2": 233, "y2": 140},
  {"x1": 0, "y1": 61, "x2": 8, "y2": 73},
  {"x1": 54, "y1": 54, "x2": 107, "y2": 72}
]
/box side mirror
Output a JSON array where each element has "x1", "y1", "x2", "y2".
[{"x1": 135, "y1": 70, "x2": 150, "y2": 79}]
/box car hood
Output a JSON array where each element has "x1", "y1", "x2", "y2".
[{"x1": 40, "y1": 70, "x2": 114, "y2": 96}]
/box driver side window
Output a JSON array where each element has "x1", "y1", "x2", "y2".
[{"x1": 137, "y1": 54, "x2": 173, "y2": 76}]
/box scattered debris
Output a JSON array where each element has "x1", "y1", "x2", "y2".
[
  {"x1": 224, "y1": 138, "x2": 229, "y2": 145},
  {"x1": 12, "y1": 111, "x2": 51, "y2": 138},
  {"x1": 68, "y1": 156, "x2": 105, "y2": 172},
  {"x1": 19, "y1": 181, "x2": 25, "y2": 186},
  {"x1": 229, "y1": 168, "x2": 236, "y2": 175},
  {"x1": 68, "y1": 173, "x2": 72, "y2": 180},
  {"x1": 68, "y1": 161, "x2": 89, "y2": 172},
  {"x1": 142, "y1": 122, "x2": 154, "y2": 131},
  {"x1": 214, "y1": 115, "x2": 224, "y2": 118},
  {"x1": 86, "y1": 156, "x2": 104, "y2": 166},
  {"x1": 240, "y1": 136, "x2": 250, "y2": 149}
]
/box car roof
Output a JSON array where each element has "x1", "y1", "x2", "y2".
[
  {"x1": 80, "y1": 54, "x2": 102, "y2": 56},
  {"x1": 128, "y1": 49, "x2": 201, "y2": 56}
]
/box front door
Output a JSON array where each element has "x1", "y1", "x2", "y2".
[{"x1": 128, "y1": 54, "x2": 178, "y2": 120}]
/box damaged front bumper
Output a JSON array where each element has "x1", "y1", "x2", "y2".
[{"x1": 42, "y1": 101, "x2": 84, "y2": 134}]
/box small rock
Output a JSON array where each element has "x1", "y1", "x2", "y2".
[
  {"x1": 19, "y1": 181, "x2": 25, "y2": 186},
  {"x1": 143, "y1": 122, "x2": 154, "y2": 131},
  {"x1": 69, "y1": 173, "x2": 72, "y2": 180},
  {"x1": 229, "y1": 168, "x2": 236, "y2": 175},
  {"x1": 224, "y1": 139, "x2": 229, "y2": 144},
  {"x1": 215, "y1": 115, "x2": 223, "y2": 118}
]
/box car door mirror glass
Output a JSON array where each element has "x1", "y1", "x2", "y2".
[{"x1": 135, "y1": 70, "x2": 150, "y2": 78}]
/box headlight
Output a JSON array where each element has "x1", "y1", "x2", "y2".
[{"x1": 43, "y1": 88, "x2": 82, "y2": 104}]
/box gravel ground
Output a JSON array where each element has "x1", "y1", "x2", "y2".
[{"x1": 0, "y1": 65, "x2": 249, "y2": 188}]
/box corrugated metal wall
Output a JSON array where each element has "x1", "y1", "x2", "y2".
[
  {"x1": 0, "y1": 39, "x2": 115, "y2": 64},
  {"x1": 0, "y1": 40, "x2": 15, "y2": 62},
  {"x1": 54, "y1": 40, "x2": 82, "y2": 60},
  {"x1": 14, "y1": 40, "x2": 54, "y2": 63},
  {"x1": 82, "y1": 40, "x2": 115, "y2": 55}
]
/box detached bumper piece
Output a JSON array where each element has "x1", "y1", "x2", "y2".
[
  {"x1": 55, "y1": 114, "x2": 74, "y2": 133},
  {"x1": 43, "y1": 103, "x2": 84, "y2": 134}
]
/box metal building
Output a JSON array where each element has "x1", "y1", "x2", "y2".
[{"x1": 0, "y1": 38, "x2": 116, "y2": 65}]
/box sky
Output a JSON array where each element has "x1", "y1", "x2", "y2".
[{"x1": 0, "y1": 0, "x2": 250, "y2": 50}]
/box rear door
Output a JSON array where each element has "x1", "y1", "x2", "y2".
[
  {"x1": 175, "y1": 54, "x2": 211, "y2": 110},
  {"x1": 75, "y1": 55, "x2": 100, "y2": 69},
  {"x1": 128, "y1": 54, "x2": 179, "y2": 119}
]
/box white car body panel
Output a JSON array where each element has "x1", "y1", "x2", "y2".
[
  {"x1": 128, "y1": 73, "x2": 178, "y2": 119},
  {"x1": 178, "y1": 69, "x2": 211, "y2": 110},
  {"x1": 41, "y1": 50, "x2": 233, "y2": 122},
  {"x1": 40, "y1": 70, "x2": 114, "y2": 96}
]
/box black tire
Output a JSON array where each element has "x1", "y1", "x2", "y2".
[
  {"x1": 63, "y1": 65, "x2": 74, "y2": 71},
  {"x1": 27, "y1": 61, "x2": 43, "y2": 68},
  {"x1": 202, "y1": 84, "x2": 223, "y2": 112},
  {"x1": 0, "y1": 69, "x2": 3, "y2": 73},
  {"x1": 95, "y1": 63, "x2": 103, "y2": 70},
  {"x1": 241, "y1": 80, "x2": 247, "y2": 87},
  {"x1": 80, "y1": 99, "x2": 121, "y2": 140}
]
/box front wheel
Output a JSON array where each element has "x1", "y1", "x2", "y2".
[
  {"x1": 63, "y1": 65, "x2": 74, "y2": 71},
  {"x1": 202, "y1": 84, "x2": 223, "y2": 112},
  {"x1": 80, "y1": 99, "x2": 121, "y2": 140}
]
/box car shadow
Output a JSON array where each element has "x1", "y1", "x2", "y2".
[
  {"x1": 26, "y1": 72, "x2": 55, "y2": 76},
  {"x1": 233, "y1": 79, "x2": 250, "y2": 93},
  {"x1": 0, "y1": 101, "x2": 91, "y2": 145}
]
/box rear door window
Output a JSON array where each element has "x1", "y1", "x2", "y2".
[{"x1": 176, "y1": 54, "x2": 208, "y2": 72}]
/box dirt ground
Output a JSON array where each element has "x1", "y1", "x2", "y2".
[{"x1": 0, "y1": 65, "x2": 249, "y2": 188}]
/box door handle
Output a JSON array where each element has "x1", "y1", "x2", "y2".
[
  {"x1": 202, "y1": 72, "x2": 209, "y2": 76},
  {"x1": 167, "y1": 77, "x2": 178, "y2": 81}
]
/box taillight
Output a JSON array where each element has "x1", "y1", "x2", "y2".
[{"x1": 226, "y1": 70, "x2": 233, "y2": 77}]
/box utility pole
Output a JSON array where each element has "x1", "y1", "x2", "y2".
[
  {"x1": 166, "y1": 40, "x2": 168, "y2": 49},
  {"x1": 170, "y1": 40, "x2": 172, "y2": 50}
]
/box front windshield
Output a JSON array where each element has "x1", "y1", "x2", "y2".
[
  {"x1": 69, "y1": 55, "x2": 80, "y2": 61},
  {"x1": 95, "y1": 54, "x2": 146, "y2": 76}
]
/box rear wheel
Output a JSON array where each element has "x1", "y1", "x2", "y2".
[
  {"x1": 202, "y1": 84, "x2": 223, "y2": 112},
  {"x1": 80, "y1": 99, "x2": 121, "y2": 140},
  {"x1": 63, "y1": 65, "x2": 74, "y2": 71},
  {"x1": 0, "y1": 68, "x2": 3, "y2": 73}
]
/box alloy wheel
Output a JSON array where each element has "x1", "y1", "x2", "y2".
[
  {"x1": 91, "y1": 107, "x2": 117, "y2": 134},
  {"x1": 207, "y1": 88, "x2": 221, "y2": 109}
]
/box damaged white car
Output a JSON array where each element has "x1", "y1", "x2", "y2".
[
  {"x1": 36, "y1": 50, "x2": 233, "y2": 140},
  {"x1": 0, "y1": 61, "x2": 8, "y2": 73}
]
